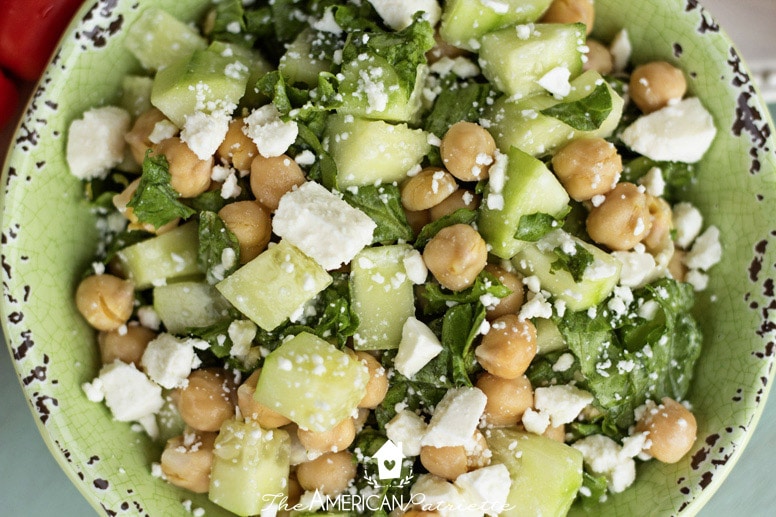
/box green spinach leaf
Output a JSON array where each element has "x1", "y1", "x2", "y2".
[
  {"x1": 127, "y1": 153, "x2": 196, "y2": 229},
  {"x1": 540, "y1": 82, "x2": 613, "y2": 131}
]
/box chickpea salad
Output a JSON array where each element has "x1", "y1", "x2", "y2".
[{"x1": 70, "y1": 0, "x2": 722, "y2": 516}]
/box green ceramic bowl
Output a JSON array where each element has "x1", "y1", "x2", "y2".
[{"x1": 2, "y1": 0, "x2": 775, "y2": 515}]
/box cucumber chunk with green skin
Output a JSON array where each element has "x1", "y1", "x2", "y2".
[
  {"x1": 479, "y1": 23, "x2": 586, "y2": 100},
  {"x1": 440, "y1": 0, "x2": 553, "y2": 51},
  {"x1": 351, "y1": 244, "x2": 416, "y2": 350},
  {"x1": 337, "y1": 58, "x2": 428, "y2": 123},
  {"x1": 124, "y1": 7, "x2": 207, "y2": 71},
  {"x1": 512, "y1": 230, "x2": 621, "y2": 312},
  {"x1": 215, "y1": 240, "x2": 332, "y2": 332},
  {"x1": 487, "y1": 427, "x2": 583, "y2": 517},
  {"x1": 207, "y1": 41, "x2": 273, "y2": 109},
  {"x1": 324, "y1": 114, "x2": 431, "y2": 188},
  {"x1": 484, "y1": 70, "x2": 625, "y2": 157},
  {"x1": 477, "y1": 147, "x2": 570, "y2": 259},
  {"x1": 116, "y1": 221, "x2": 202, "y2": 290},
  {"x1": 120, "y1": 75, "x2": 154, "y2": 118},
  {"x1": 535, "y1": 317, "x2": 566, "y2": 354},
  {"x1": 208, "y1": 419, "x2": 290, "y2": 517},
  {"x1": 151, "y1": 47, "x2": 251, "y2": 127},
  {"x1": 279, "y1": 27, "x2": 332, "y2": 86},
  {"x1": 254, "y1": 332, "x2": 369, "y2": 432},
  {"x1": 153, "y1": 281, "x2": 231, "y2": 334}
]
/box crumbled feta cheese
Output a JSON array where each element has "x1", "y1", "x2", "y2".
[
  {"x1": 66, "y1": 106, "x2": 131, "y2": 179},
  {"x1": 148, "y1": 119, "x2": 179, "y2": 144},
  {"x1": 429, "y1": 56, "x2": 481, "y2": 79},
  {"x1": 84, "y1": 360, "x2": 164, "y2": 424},
  {"x1": 620, "y1": 98, "x2": 717, "y2": 163},
  {"x1": 385, "y1": 410, "x2": 427, "y2": 457},
  {"x1": 395, "y1": 317, "x2": 443, "y2": 378},
  {"x1": 180, "y1": 110, "x2": 231, "y2": 160},
  {"x1": 272, "y1": 182, "x2": 376, "y2": 270},
  {"x1": 311, "y1": 7, "x2": 342, "y2": 35},
  {"x1": 367, "y1": 0, "x2": 441, "y2": 30},
  {"x1": 421, "y1": 387, "x2": 487, "y2": 448},
  {"x1": 228, "y1": 319, "x2": 257, "y2": 360},
  {"x1": 683, "y1": 225, "x2": 722, "y2": 270},
  {"x1": 685, "y1": 269, "x2": 709, "y2": 291},
  {"x1": 219, "y1": 169, "x2": 242, "y2": 199},
  {"x1": 403, "y1": 249, "x2": 428, "y2": 284},
  {"x1": 552, "y1": 352, "x2": 575, "y2": 372},
  {"x1": 672, "y1": 202, "x2": 703, "y2": 249},
  {"x1": 519, "y1": 291, "x2": 553, "y2": 320},
  {"x1": 534, "y1": 385, "x2": 594, "y2": 427},
  {"x1": 411, "y1": 474, "x2": 473, "y2": 517},
  {"x1": 454, "y1": 464, "x2": 512, "y2": 516},
  {"x1": 141, "y1": 334, "x2": 204, "y2": 390},
  {"x1": 537, "y1": 66, "x2": 572, "y2": 98},
  {"x1": 573, "y1": 434, "x2": 644, "y2": 493},
  {"x1": 521, "y1": 407, "x2": 551, "y2": 435},
  {"x1": 609, "y1": 29, "x2": 632, "y2": 73},
  {"x1": 612, "y1": 249, "x2": 657, "y2": 288},
  {"x1": 243, "y1": 104, "x2": 299, "y2": 157},
  {"x1": 639, "y1": 167, "x2": 666, "y2": 197}
]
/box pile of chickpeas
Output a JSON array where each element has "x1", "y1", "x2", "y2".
[{"x1": 74, "y1": 0, "x2": 703, "y2": 511}]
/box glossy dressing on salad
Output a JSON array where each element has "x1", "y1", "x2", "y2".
[{"x1": 70, "y1": 1, "x2": 722, "y2": 515}]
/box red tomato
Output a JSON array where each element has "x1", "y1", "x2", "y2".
[
  {"x1": 0, "y1": 0, "x2": 85, "y2": 81},
  {"x1": 0, "y1": 69, "x2": 19, "y2": 129}
]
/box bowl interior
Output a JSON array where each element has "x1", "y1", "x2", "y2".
[{"x1": 2, "y1": 0, "x2": 775, "y2": 515}]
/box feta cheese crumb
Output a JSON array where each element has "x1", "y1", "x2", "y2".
[
  {"x1": 537, "y1": 66, "x2": 572, "y2": 98},
  {"x1": 243, "y1": 104, "x2": 299, "y2": 157},
  {"x1": 272, "y1": 182, "x2": 376, "y2": 270},
  {"x1": 683, "y1": 225, "x2": 722, "y2": 270},
  {"x1": 454, "y1": 464, "x2": 512, "y2": 516},
  {"x1": 403, "y1": 249, "x2": 428, "y2": 284},
  {"x1": 609, "y1": 29, "x2": 632, "y2": 73},
  {"x1": 395, "y1": 317, "x2": 443, "y2": 378},
  {"x1": 421, "y1": 387, "x2": 487, "y2": 448},
  {"x1": 367, "y1": 0, "x2": 441, "y2": 30},
  {"x1": 84, "y1": 360, "x2": 164, "y2": 424},
  {"x1": 141, "y1": 334, "x2": 204, "y2": 390},
  {"x1": 672, "y1": 202, "x2": 703, "y2": 249},
  {"x1": 573, "y1": 433, "x2": 645, "y2": 493},
  {"x1": 181, "y1": 110, "x2": 231, "y2": 160},
  {"x1": 534, "y1": 385, "x2": 594, "y2": 427},
  {"x1": 67, "y1": 106, "x2": 131, "y2": 179},
  {"x1": 620, "y1": 98, "x2": 717, "y2": 163},
  {"x1": 385, "y1": 410, "x2": 427, "y2": 456}
]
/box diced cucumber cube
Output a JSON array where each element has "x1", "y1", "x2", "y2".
[
  {"x1": 151, "y1": 47, "x2": 251, "y2": 127},
  {"x1": 207, "y1": 41, "x2": 273, "y2": 108},
  {"x1": 254, "y1": 332, "x2": 369, "y2": 432},
  {"x1": 535, "y1": 318, "x2": 566, "y2": 354},
  {"x1": 337, "y1": 56, "x2": 428, "y2": 123},
  {"x1": 477, "y1": 147, "x2": 570, "y2": 259},
  {"x1": 279, "y1": 27, "x2": 332, "y2": 86},
  {"x1": 124, "y1": 7, "x2": 207, "y2": 71},
  {"x1": 153, "y1": 281, "x2": 231, "y2": 334},
  {"x1": 487, "y1": 428, "x2": 583, "y2": 517},
  {"x1": 512, "y1": 230, "x2": 621, "y2": 312},
  {"x1": 324, "y1": 114, "x2": 431, "y2": 188},
  {"x1": 120, "y1": 75, "x2": 154, "y2": 118},
  {"x1": 484, "y1": 70, "x2": 625, "y2": 157},
  {"x1": 215, "y1": 240, "x2": 332, "y2": 331},
  {"x1": 479, "y1": 23, "x2": 586, "y2": 100},
  {"x1": 350, "y1": 244, "x2": 416, "y2": 350},
  {"x1": 440, "y1": 0, "x2": 552, "y2": 51},
  {"x1": 116, "y1": 221, "x2": 202, "y2": 290},
  {"x1": 209, "y1": 419, "x2": 290, "y2": 516}
]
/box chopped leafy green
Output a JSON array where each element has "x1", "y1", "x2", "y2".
[
  {"x1": 414, "y1": 208, "x2": 477, "y2": 248},
  {"x1": 197, "y1": 211, "x2": 240, "y2": 285},
  {"x1": 540, "y1": 82, "x2": 613, "y2": 131},
  {"x1": 621, "y1": 156, "x2": 697, "y2": 203},
  {"x1": 209, "y1": 0, "x2": 256, "y2": 46},
  {"x1": 424, "y1": 79, "x2": 493, "y2": 138},
  {"x1": 419, "y1": 269, "x2": 512, "y2": 316},
  {"x1": 550, "y1": 241, "x2": 596, "y2": 282},
  {"x1": 85, "y1": 171, "x2": 132, "y2": 209},
  {"x1": 578, "y1": 471, "x2": 609, "y2": 510},
  {"x1": 342, "y1": 184, "x2": 414, "y2": 244},
  {"x1": 442, "y1": 302, "x2": 486, "y2": 386},
  {"x1": 515, "y1": 210, "x2": 569, "y2": 242},
  {"x1": 127, "y1": 153, "x2": 195, "y2": 229}
]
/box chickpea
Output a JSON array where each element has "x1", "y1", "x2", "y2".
[
  {"x1": 125, "y1": 108, "x2": 168, "y2": 165},
  {"x1": 635, "y1": 397, "x2": 697, "y2": 464},
  {"x1": 405, "y1": 208, "x2": 431, "y2": 236},
  {"x1": 483, "y1": 264, "x2": 524, "y2": 320},
  {"x1": 160, "y1": 430, "x2": 217, "y2": 493},
  {"x1": 98, "y1": 324, "x2": 156, "y2": 366},
  {"x1": 75, "y1": 274, "x2": 135, "y2": 331},
  {"x1": 476, "y1": 372, "x2": 533, "y2": 427},
  {"x1": 475, "y1": 314, "x2": 537, "y2": 379},
  {"x1": 429, "y1": 189, "x2": 480, "y2": 221},
  {"x1": 584, "y1": 39, "x2": 613, "y2": 75},
  {"x1": 177, "y1": 368, "x2": 236, "y2": 432},
  {"x1": 440, "y1": 122, "x2": 497, "y2": 182},
  {"x1": 217, "y1": 201, "x2": 271, "y2": 263},
  {"x1": 286, "y1": 472, "x2": 303, "y2": 508},
  {"x1": 298, "y1": 417, "x2": 357, "y2": 454},
  {"x1": 419, "y1": 444, "x2": 467, "y2": 481},
  {"x1": 423, "y1": 224, "x2": 488, "y2": 291},
  {"x1": 237, "y1": 370, "x2": 291, "y2": 428},
  {"x1": 401, "y1": 167, "x2": 459, "y2": 212},
  {"x1": 543, "y1": 423, "x2": 566, "y2": 443},
  {"x1": 643, "y1": 195, "x2": 673, "y2": 252},
  {"x1": 404, "y1": 511, "x2": 441, "y2": 517},
  {"x1": 153, "y1": 137, "x2": 212, "y2": 198},
  {"x1": 541, "y1": 0, "x2": 595, "y2": 34},
  {"x1": 356, "y1": 352, "x2": 389, "y2": 409},
  {"x1": 113, "y1": 178, "x2": 179, "y2": 234},
  {"x1": 586, "y1": 182, "x2": 652, "y2": 251},
  {"x1": 668, "y1": 249, "x2": 687, "y2": 282},
  {"x1": 296, "y1": 451, "x2": 357, "y2": 495},
  {"x1": 249, "y1": 154, "x2": 306, "y2": 211},
  {"x1": 551, "y1": 138, "x2": 622, "y2": 202},
  {"x1": 629, "y1": 61, "x2": 687, "y2": 114},
  {"x1": 217, "y1": 118, "x2": 259, "y2": 172}
]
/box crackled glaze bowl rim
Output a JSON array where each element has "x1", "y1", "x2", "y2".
[{"x1": 1, "y1": 0, "x2": 775, "y2": 516}]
